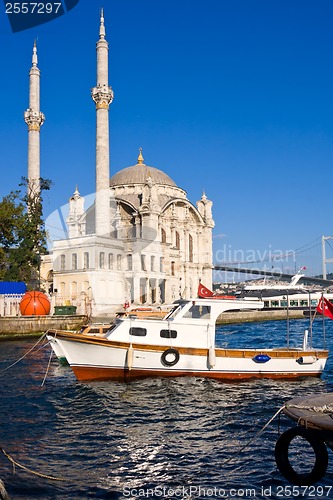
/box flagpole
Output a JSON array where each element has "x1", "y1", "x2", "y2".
[
  {"x1": 308, "y1": 290, "x2": 313, "y2": 348},
  {"x1": 322, "y1": 292, "x2": 326, "y2": 349},
  {"x1": 286, "y1": 290, "x2": 289, "y2": 348}
]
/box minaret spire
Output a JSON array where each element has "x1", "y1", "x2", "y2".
[
  {"x1": 32, "y1": 40, "x2": 38, "y2": 66},
  {"x1": 24, "y1": 41, "x2": 45, "y2": 197},
  {"x1": 99, "y1": 8, "x2": 105, "y2": 39},
  {"x1": 91, "y1": 9, "x2": 113, "y2": 236}
]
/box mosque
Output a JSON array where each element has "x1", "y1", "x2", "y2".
[{"x1": 27, "y1": 11, "x2": 214, "y2": 316}]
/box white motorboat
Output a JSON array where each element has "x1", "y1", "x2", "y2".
[{"x1": 46, "y1": 296, "x2": 328, "y2": 381}]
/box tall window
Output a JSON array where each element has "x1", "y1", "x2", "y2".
[
  {"x1": 189, "y1": 234, "x2": 193, "y2": 262},
  {"x1": 117, "y1": 254, "x2": 122, "y2": 270},
  {"x1": 72, "y1": 253, "x2": 77, "y2": 270},
  {"x1": 108, "y1": 253, "x2": 114, "y2": 269},
  {"x1": 84, "y1": 252, "x2": 89, "y2": 269},
  {"x1": 99, "y1": 252, "x2": 105, "y2": 269},
  {"x1": 141, "y1": 254, "x2": 146, "y2": 271},
  {"x1": 171, "y1": 261, "x2": 175, "y2": 276},
  {"x1": 60, "y1": 254, "x2": 65, "y2": 271},
  {"x1": 71, "y1": 281, "x2": 77, "y2": 297},
  {"x1": 175, "y1": 231, "x2": 180, "y2": 250},
  {"x1": 151, "y1": 255, "x2": 155, "y2": 272},
  {"x1": 160, "y1": 257, "x2": 164, "y2": 272},
  {"x1": 127, "y1": 254, "x2": 133, "y2": 271},
  {"x1": 161, "y1": 228, "x2": 166, "y2": 243}
]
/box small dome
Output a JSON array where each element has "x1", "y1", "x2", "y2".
[{"x1": 109, "y1": 150, "x2": 177, "y2": 187}]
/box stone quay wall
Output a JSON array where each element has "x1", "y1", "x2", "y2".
[
  {"x1": 0, "y1": 315, "x2": 88, "y2": 337},
  {"x1": 217, "y1": 309, "x2": 305, "y2": 324}
]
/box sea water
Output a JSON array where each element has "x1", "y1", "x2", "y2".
[{"x1": 0, "y1": 318, "x2": 333, "y2": 499}]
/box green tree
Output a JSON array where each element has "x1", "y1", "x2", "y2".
[{"x1": 0, "y1": 177, "x2": 52, "y2": 287}]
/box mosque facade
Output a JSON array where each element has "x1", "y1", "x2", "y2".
[{"x1": 32, "y1": 12, "x2": 214, "y2": 316}]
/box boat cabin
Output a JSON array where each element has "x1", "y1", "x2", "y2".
[{"x1": 105, "y1": 298, "x2": 263, "y2": 349}]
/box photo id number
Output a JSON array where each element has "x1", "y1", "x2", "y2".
[{"x1": 5, "y1": 2, "x2": 62, "y2": 15}]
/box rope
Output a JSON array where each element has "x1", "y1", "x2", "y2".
[
  {"x1": 41, "y1": 346, "x2": 54, "y2": 387},
  {"x1": 0, "y1": 447, "x2": 65, "y2": 482},
  {"x1": 0, "y1": 334, "x2": 47, "y2": 373},
  {"x1": 286, "y1": 404, "x2": 333, "y2": 414},
  {"x1": 219, "y1": 405, "x2": 286, "y2": 466}
]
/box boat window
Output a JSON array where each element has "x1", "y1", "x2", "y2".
[
  {"x1": 183, "y1": 305, "x2": 211, "y2": 319},
  {"x1": 160, "y1": 329, "x2": 177, "y2": 339},
  {"x1": 89, "y1": 328, "x2": 100, "y2": 333},
  {"x1": 264, "y1": 301, "x2": 269, "y2": 308},
  {"x1": 311, "y1": 300, "x2": 317, "y2": 306},
  {"x1": 300, "y1": 300, "x2": 308, "y2": 307},
  {"x1": 271, "y1": 301, "x2": 279, "y2": 308},
  {"x1": 280, "y1": 300, "x2": 288, "y2": 307},
  {"x1": 129, "y1": 327, "x2": 147, "y2": 337},
  {"x1": 290, "y1": 300, "x2": 299, "y2": 307}
]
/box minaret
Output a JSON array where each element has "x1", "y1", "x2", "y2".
[
  {"x1": 24, "y1": 41, "x2": 45, "y2": 196},
  {"x1": 91, "y1": 9, "x2": 113, "y2": 236}
]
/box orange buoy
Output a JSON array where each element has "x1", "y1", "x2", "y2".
[{"x1": 19, "y1": 291, "x2": 51, "y2": 316}]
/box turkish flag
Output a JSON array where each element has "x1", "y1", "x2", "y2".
[
  {"x1": 198, "y1": 283, "x2": 214, "y2": 298},
  {"x1": 316, "y1": 297, "x2": 333, "y2": 320}
]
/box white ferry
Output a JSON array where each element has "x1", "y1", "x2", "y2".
[{"x1": 235, "y1": 271, "x2": 333, "y2": 311}]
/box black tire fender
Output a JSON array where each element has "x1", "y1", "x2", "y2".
[
  {"x1": 275, "y1": 426, "x2": 328, "y2": 485},
  {"x1": 161, "y1": 348, "x2": 180, "y2": 367}
]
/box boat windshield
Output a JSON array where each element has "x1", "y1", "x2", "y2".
[{"x1": 163, "y1": 301, "x2": 187, "y2": 320}]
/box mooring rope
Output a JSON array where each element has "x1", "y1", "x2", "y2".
[
  {"x1": 286, "y1": 404, "x2": 333, "y2": 414},
  {"x1": 219, "y1": 405, "x2": 286, "y2": 467},
  {"x1": 0, "y1": 447, "x2": 65, "y2": 482},
  {"x1": 0, "y1": 334, "x2": 47, "y2": 373},
  {"x1": 41, "y1": 346, "x2": 54, "y2": 387}
]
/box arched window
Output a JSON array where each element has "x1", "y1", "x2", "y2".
[
  {"x1": 161, "y1": 228, "x2": 166, "y2": 244},
  {"x1": 151, "y1": 255, "x2": 155, "y2": 272},
  {"x1": 71, "y1": 281, "x2": 77, "y2": 297},
  {"x1": 108, "y1": 253, "x2": 114, "y2": 269},
  {"x1": 84, "y1": 252, "x2": 89, "y2": 269},
  {"x1": 72, "y1": 253, "x2": 77, "y2": 270},
  {"x1": 175, "y1": 231, "x2": 180, "y2": 250},
  {"x1": 189, "y1": 234, "x2": 193, "y2": 262},
  {"x1": 99, "y1": 252, "x2": 105, "y2": 269},
  {"x1": 60, "y1": 254, "x2": 65, "y2": 271},
  {"x1": 117, "y1": 254, "x2": 122, "y2": 270}
]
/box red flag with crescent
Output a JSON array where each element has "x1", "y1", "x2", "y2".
[
  {"x1": 198, "y1": 283, "x2": 214, "y2": 298},
  {"x1": 316, "y1": 297, "x2": 333, "y2": 320}
]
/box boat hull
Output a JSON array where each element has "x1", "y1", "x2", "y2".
[
  {"x1": 49, "y1": 332, "x2": 328, "y2": 382},
  {"x1": 71, "y1": 365, "x2": 324, "y2": 382}
]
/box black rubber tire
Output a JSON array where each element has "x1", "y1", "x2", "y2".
[
  {"x1": 275, "y1": 426, "x2": 328, "y2": 485},
  {"x1": 160, "y1": 348, "x2": 180, "y2": 367}
]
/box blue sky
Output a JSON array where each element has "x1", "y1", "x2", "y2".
[{"x1": 1, "y1": 0, "x2": 333, "y2": 278}]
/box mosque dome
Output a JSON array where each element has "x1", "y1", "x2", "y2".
[{"x1": 109, "y1": 149, "x2": 177, "y2": 188}]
